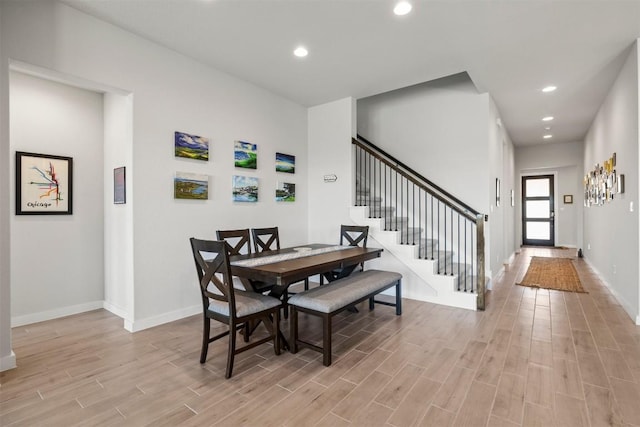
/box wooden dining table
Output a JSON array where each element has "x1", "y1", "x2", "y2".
[{"x1": 229, "y1": 243, "x2": 383, "y2": 298}]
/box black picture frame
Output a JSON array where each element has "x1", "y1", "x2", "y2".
[
  {"x1": 16, "y1": 151, "x2": 73, "y2": 215},
  {"x1": 563, "y1": 194, "x2": 573, "y2": 204},
  {"x1": 114, "y1": 166, "x2": 126, "y2": 204}
]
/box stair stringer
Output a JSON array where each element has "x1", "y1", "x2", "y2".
[{"x1": 350, "y1": 206, "x2": 477, "y2": 311}]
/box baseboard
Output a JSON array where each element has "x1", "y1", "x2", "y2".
[
  {"x1": 583, "y1": 257, "x2": 639, "y2": 324},
  {"x1": 11, "y1": 300, "x2": 104, "y2": 327},
  {"x1": 0, "y1": 351, "x2": 16, "y2": 372},
  {"x1": 126, "y1": 305, "x2": 200, "y2": 333},
  {"x1": 102, "y1": 301, "x2": 128, "y2": 320}
]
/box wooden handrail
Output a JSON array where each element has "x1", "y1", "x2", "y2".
[
  {"x1": 353, "y1": 136, "x2": 481, "y2": 222},
  {"x1": 353, "y1": 135, "x2": 486, "y2": 311}
]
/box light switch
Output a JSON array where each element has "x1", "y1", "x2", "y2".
[{"x1": 631, "y1": 202, "x2": 634, "y2": 213}]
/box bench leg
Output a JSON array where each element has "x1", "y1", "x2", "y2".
[
  {"x1": 290, "y1": 306, "x2": 299, "y2": 354},
  {"x1": 396, "y1": 279, "x2": 402, "y2": 315},
  {"x1": 323, "y1": 314, "x2": 332, "y2": 366},
  {"x1": 369, "y1": 297, "x2": 374, "y2": 310}
]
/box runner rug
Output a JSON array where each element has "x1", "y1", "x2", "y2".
[{"x1": 517, "y1": 256, "x2": 586, "y2": 293}]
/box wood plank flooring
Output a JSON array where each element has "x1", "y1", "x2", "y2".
[{"x1": 2, "y1": 247, "x2": 640, "y2": 426}]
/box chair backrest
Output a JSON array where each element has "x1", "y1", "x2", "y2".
[
  {"x1": 216, "y1": 229, "x2": 252, "y2": 256},
  {"x1": 340, "y1": 225, "x2": 369, "y2": 247},
  {"x1": 190, "y1": 238, "x2": 237, "y2": 317},
  {"x1": 252, "y1": 227, "x2": 280, "y2": 253}
]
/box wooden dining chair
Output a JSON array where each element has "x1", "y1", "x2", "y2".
[
  {"x1": 216, "y1": 229, "x2": 274, "y2": 294},
  {"x1": 321, "y1": 225, "x2": 370, "y2": 285},
  {"x1": 190, "y1": 238, "x2": 281, "y2": 378},
  {"x1": 216, "y1": 229, "x2": 252, "y2": 256},
  {"x1": 251, "y1": 226, "x2": 309, "y2": 319},
  {"x1": 252, "y1": 227, "x2": 283, "y2": 253}
]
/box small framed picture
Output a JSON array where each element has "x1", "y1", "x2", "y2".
[
  {"x1": 563, "y1": 195, "x2": 573, "y2": 204},
  {"x1": 16, "y1": 151, "x2": 73, "y2": 215},
  {"x1": 114, "y1": 167, "x2": 126, "y2": 204}
]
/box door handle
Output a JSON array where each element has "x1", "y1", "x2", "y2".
[{"x1": 550, "y1": 212, "x2": 555, "y2": 218}]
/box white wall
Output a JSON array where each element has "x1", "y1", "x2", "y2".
[
  {"x1": 10, "y1": 71, "x2": 105, "y2": 325},
  {"x1": 0, "y1": 0, "x2": 308, "y2": 348},
  {"x1": 357, "y1": 73, "x2": 490, "y2": 212},
  {"x1": 308, "y1": 98, "x2": 355, "y2": 244},
  {"x1": 356, "y1": 74, "x2": 518, "y2": 281},
  {"x1": 583, "y1": 42, "x2": 639, "y2": 323},
  {"x1": 0, "y1": 2, "x2": 17, "y2": 372},
  {"x1": 488, "y1": 97, "x2": 516, "y2": 277},
  {"x1": 515, "y1": 141, "x2": 584, "y2": 249},
  {"x1": 103, "y1": 92, "x2": 134, "y2": 324},
  {"x1": 308, "y1": 97, "x2": 437, "y2": 296}
]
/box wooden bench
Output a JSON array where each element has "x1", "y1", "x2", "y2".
[{"x1": 288, "y1": 269, "x2": 402, "y2": 366}]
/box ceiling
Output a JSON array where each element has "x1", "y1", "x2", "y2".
[{"x1": 61, "y1": 0, "x2": 640, "y2": 146}]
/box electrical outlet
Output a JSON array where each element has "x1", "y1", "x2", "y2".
[
  {"x1": 587, "y1": 243, "x2": 591, "y2": 250},
  {"x1": 613, "y1": 264, "x2": 617, "y2": 275}
]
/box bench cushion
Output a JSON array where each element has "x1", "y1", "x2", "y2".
[{"x1": 288, "y1": 269, "x2": 401, "y2": 313}]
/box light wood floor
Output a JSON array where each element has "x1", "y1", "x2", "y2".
[{"x1": 2, "y1": 247, "x2": 640, "y2": 426}]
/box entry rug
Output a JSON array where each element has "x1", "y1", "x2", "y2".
[{"x1": 517, "y1": 256, "x2": 586, "y2": 293}]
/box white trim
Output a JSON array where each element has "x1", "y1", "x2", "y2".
[
  {"x1": 0, "y1": 351, "x2": 17, "y2": 372},
  {"x1": 583, "y1": 257, "x2": 639, "y2": 323},
  {"x1": 126, "y1": 305, "x2": 200, "y2": 333},
  {"x1": 11, "y1": 301, "x2": 104, "y2": 327},
  {"x1": 102, "y1": 301, "x2": 128, "y2": 320}
]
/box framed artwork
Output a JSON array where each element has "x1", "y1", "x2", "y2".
[
  {"x1": 234, "y1": 140, "x2": 257, "y2": 169},
  {"x1": 496, "y1": 178, "x2": 501, "y2": 207},
  {"x1": 276, "y1": 181, "x2": 295, "y2": 202},
  {"x1": 174, "y1": 172, "x2": 208, "y2": 200},
  {"x1": 232, "y1": 175, "x2": 258, "y2": 202},
  {"x1": 175, "y1": 131, "x2": 209, "y2": 161},
  {"x1": 563, "y1": 194, "x2": 573, "y2": 204},
  {"x1": 114, "y1": 166, "x2": 126, "y2": 204},
  {"x1": 275, "y1": 152, "x2": 295, "y2": 173},
  {"x1": 15, "y1": 151, "x2": 73, "y2": 215}
]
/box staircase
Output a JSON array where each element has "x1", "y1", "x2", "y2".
[{"x1": 351, "y1": 136, "x2": 487, "y2": 311}]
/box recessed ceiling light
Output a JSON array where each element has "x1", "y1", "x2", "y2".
[
  {"x1": 543, "y1": 134, "x2": 553, "y2": 139},
  {"x1": 544, "y1": 126, "x2": 551, "y2": 130},
  {"x1": 542, "y1": 86, "x2": 557, "y2": 93},
  {"x1": 542, "y1": 116, "x2": 554, "y2": 122},
  {"x1": 394, "y1": 1, "x2": 412, "y2": 16},
  {"x1": 293, "y1": 46, "x2": 308, "y2": 58}
]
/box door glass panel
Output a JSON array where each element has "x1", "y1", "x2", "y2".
[
  {"x1": 526, "y1": 222, "x2": 550, "y2": 240},
  {"x1": 526, "y1": 200, "x2": 551, "y2": 218},
  {"x1": 526, "y1": 178, "x2": 550, "y2": 197}
]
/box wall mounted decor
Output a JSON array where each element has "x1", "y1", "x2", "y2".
[
  {"x1": 510, "y1": 189, "x2": 514, "y2": 207},
  {"x1": 275, "y1": 152, "x2": 295, "y2": 173},
  {"x1": 232, "y1": 175, "x2": 258, "y2": 202},
  {"x1": 16, "y1": 151, "x2": 73, "y2": 215},
  {"x1": 563, "y1": 195, "x2": 573, "y2": 204},
  {"x1": 584, "y1": 152, "x2": 623, "y2": 207},
  {"x1": 276, "y1": 181, "x2": 295, "y2": 202},
  {"x1": 496, "y1": 178, "x2": 501, "y2": 207},
  {"x1": 174, "y1": 172, "x2": 208, "y2": 200},
  {"x1": 234, "y1": 140, "x2": 257, "y2": 169},
  {"x1": 114, "y1": 166, "x2": 126, "y2": 204},
  {"x1": 175, "y1": 131, "x2": 209, "y2": 161}
]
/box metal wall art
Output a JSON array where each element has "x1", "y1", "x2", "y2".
[{"x1": 584, "y1": 152, "x2": 624, "y2": 207}]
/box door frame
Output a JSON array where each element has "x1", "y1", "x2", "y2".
[{"x1": 519, "y1": 171, "x2": 558, "y2": 247}]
